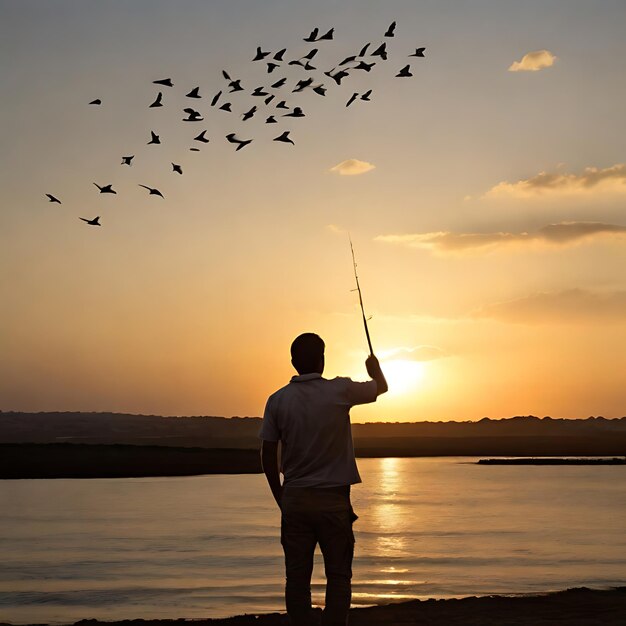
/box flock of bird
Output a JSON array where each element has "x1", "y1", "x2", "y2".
[{"x1": 45, "y1": 21, "x2": 425, "y2": 226}]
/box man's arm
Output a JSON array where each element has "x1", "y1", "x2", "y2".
[
  {"x1": 366, "y1": 354, "x2": 388, "y2": 396},
  {"x1": 261, "y1": 440, "x2": 283, "y2": 508}
]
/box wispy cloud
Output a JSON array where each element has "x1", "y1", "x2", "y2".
[
  {"x1": 375, "y1": 222, "x2": 626, "y2": 255},
  {"x1": 508, "y1": 50, "x2": 557, "y2": 72},
  {"x1": 330, "y1": 159, "x2": 376, "y2": 176},
  {"x1": 472, "y1": 289, "x2": 626, "y2": 324},
  {"x1": 486, "y1": 164, "x2": 626, "y2": 198},
  {"x1": 380, "y1": 345, "x2": 448, "y2": 361}
]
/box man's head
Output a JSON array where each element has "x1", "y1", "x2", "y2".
[{"x1": 291, "y1": 333, "x2": 325, "y2": 375}]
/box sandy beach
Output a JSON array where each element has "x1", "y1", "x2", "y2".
[{"x1": 7, "y1": 587, "x2": 623, "y2": 626}]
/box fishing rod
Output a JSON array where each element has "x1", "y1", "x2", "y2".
[{"x1": 349, "y1": 235, "x2": 374, "y2": 356}]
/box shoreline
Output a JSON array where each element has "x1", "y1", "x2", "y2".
[{"x1": 3, "y1": 587, "x2": 625, "y2": 626}]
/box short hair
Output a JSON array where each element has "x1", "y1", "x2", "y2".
[{"x1": 291, "y1": 333, "x2": 325, "y2": 374}]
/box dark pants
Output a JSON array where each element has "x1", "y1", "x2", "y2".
[{"x1": 280, "y1": 485, "x2": 356, "y2": 626}]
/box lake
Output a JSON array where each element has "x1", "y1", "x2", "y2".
[{"x1": 1, "y1": 457, "x2": 625, "y2": 624}]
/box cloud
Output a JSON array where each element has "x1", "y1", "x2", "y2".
[
  {"x1": 472, "y1": 289, "x2": 626, "y2": 324},
  {"x1": 327, "y1": 224, "x2": 347, "y2": 234},
  {"x1": 486, "y1": 164, "x2": 626, "y2": 198},
  {"x1": 375, "y1": 221, "x2": 626, "y2": 255},
  {"x1": 330, "y1": 159, "x2": 376, "y2": 176},
  {"x1": 508, "y1": 50, "x2": 557, "y2": 72},
  {"x1": 381, "y1": 345, "x2": 448, "y2": 361}
]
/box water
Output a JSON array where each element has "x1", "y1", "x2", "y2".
[{"x1": 1, "y1": 457, "x2": 624, "y2": 624}]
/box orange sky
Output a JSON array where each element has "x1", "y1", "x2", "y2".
[{"x1": 1, "y1": 1, "x2": 625, "y2": 421}]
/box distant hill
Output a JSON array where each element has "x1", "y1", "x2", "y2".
[{"x1": 1, "y1": 411, "x2": 625, "y2": 456}]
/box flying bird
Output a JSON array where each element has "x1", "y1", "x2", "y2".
[
  {"x1": 222, "y1": 70, "x2": 231, "y2": 81},
  {"x1": 210, "y1": 91, "x2": 222, "y2": 106},
  {"x1": 303, "y1": 61, "x2": 316, "y2": 71},
  {"x1": 148, "y1": 131, "x2": 161, "y2": 144},
  {"x1": 229, "y1": 79, "x2": 244, "y2": 93},
  {"x1": 183, "y1": 107, "x2": 203, "y2": 121},
  {"x1": 346, "y1": 92, "x2": 359, "y2": 107},
  {"x1": 172, "y1": 163, "x2": 183, "y2": 174},
  {"x1": 273, "y1": 48, "x2": 286, "y2": 61},
  {"x1": 266, "y1": 115, "x2": 277, "y2": 123},
  {"x1": 354, "y1": 61, "x2": 375, "y2": 71},
  {"x1": 138, "y1": 184, "x2": 164, "y2": 198},
  {"x1": 276, "y1": 100, "x2": 289, "y2": 109},
  {"x1": 303, "y1": 27, "x2": 319, "y2": 42},
  {"x1": 273, "y1": 131, "x2": 294, "y2": 145},
  {"x1": 149, "y1": 92, "x2": 163, "y2": 107},
  {"x1": 283, "y1": 106, "x2": 305, "y2": 118},
  {"x1": 271, "y1": 77, "x2": 287, "y2": 88},
  {"x1": 358, "y1": 43, "x2": 370, "y2": 57},
  {"x1": 312, "y1": 84, "x2": 327, "y2": 96},
  {"x1": 194, "y1": 130, "x2": 210, "y2": 143},
  {"x1": 396, "y1": 64, "x2": 413, "y2": 77},
  {"x1": 371, "y1": 42, "x2": 388, "y2": 60},
  {"x1": 153, "y1": 78, "x2": 174, "y2": 87},
  {"x1": 410, "y1": 47, "x2": 426, "y2": 57},
  {"x1": 252, "y1": 46, "x2": 270, "y2": 61},
  {"x1": 318, "y1": 28, "x2": 334, "y2": 41},
  {"x1": 88, "y1": 99, "x2": 102, "y2": 105},
  {"x1": 186, "y1": 87, "x2": 201, "y2": 98},
  {"x1": 292, "y1": 78, "x2": 313, "y2": 92},
  {"x1": 384, "y1": 21, "x2": 396, "y2": 37},
  {"x1": 80, "y1": 216, "x2": 101, "y2": 225},
  {"x1": 242, "y1": 105, "x2": 257, "y2": 121},
  {"x1": 267, "y1": 62, "x2": 280, "y2": 74},
  {"x1": 251, "y1": 87, "x2": 269, "y2": 97},
  {"x1": 361, "y1": 90, "x2": 372, "y2": 101},
  {"x1": 225, "y1": 133, "x2": 253, "y2": 150},
  {"x1": 93, "y1": 183, "x2": 117, "y2": 194},
  {"x1": 264, "y1": 94, "x2": 275, "y2": 105},
  {"x1": 190, "y1": 147, "x2": 200, "y2": 152},
  {"x1": 328, "y1": 69, "x2": 349, "y2": 85},
  {"x1": 303, "y1": 48, "x2": 319, "y2": 60},
  {"x1": 45, "y1": 194, "x2": 61, "y2": 204},
  {"x1": 121, "y1": 155, "x2": 134, "y2": 165},
  {"x1": 339, "y1": 55, "x2": 357, "y2": 65},
  {"x1": 219, "y1": 102, "x2": 232, "y2": 112}
]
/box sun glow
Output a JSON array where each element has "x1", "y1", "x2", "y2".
[{"x1": 382, "y1": 359, "x2": 426, "y2": 396}]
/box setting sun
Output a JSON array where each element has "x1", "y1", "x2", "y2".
[{"x1": 381, "y1": 359, "x2": 426, "y2": 396}]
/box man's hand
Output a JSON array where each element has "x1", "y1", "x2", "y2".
[
  {"x1": 366, "y1": 354, "x2": 388, "y2": 396},
  {"x1": 261, "y1": 440, "x2": 283, "y2": 509}
]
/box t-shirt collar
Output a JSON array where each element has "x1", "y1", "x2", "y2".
[{"x1": 290, "y1": 372, "x2": 323, "y2": 383}]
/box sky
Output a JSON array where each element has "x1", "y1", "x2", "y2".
[{"x1": 1, "y1": 0, "x2": 625, "y2": 422}]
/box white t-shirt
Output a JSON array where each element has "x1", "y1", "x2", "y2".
[{"x1": 260, "y1": 373, "x2": 378, "y2": 487}]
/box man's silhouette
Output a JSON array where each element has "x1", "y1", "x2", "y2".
[{"x1": 260, "y1": 333, "x2": 388, "y2": 626}]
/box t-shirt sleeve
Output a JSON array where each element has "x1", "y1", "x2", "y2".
[
  {"x1": 345, "y1": 378, "x2": 378, "y2": 406},
  {"x1": 259, "y1": 395, "x2": 280, "y2": 441}
]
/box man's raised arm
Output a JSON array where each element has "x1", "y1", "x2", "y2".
[{"x1": 366, "y1": 354, "x2": 388, "y2": 396}]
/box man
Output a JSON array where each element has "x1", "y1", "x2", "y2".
[{"x1": 260, "y1": 332, "x2": 388, "y2": 626}]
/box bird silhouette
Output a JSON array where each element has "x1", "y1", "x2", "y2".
[
  {"x1": 172, "y1": 163, "x2": 183, "y2": 174},
  {"x1": 410, "y1": 47, "x2": 426, "y2": 57},
  {"x1": 229, "y1": 79, "x2": 244, "y2": 93},
  {"x1": 219, "y1": 102, "x2": 232, "y2": 112},
  {"x1": 303, "y1": 27, "x2": 319, "y2": 42},
  {"x1": 304, "y1": 61, "x2": 317, "y2": 71},
  {"x1": 303, "y1": 48, "x2": 319, "y2": 60},
  {"x1": 194, "y1": 130, "x2": 210, "y2": 143},
  {"x1": 222, "y1": 70, "x2": 232, "y2": 80},
  {"x1": 358, "y1": 43, "x2": 370, "y2": 56},
  {"x1": 328, "y1": 69, "x2": 349, "y2": 85},
  {"x1": 121, "y1": 155, "x2": 134, "y2": 165},
  {"x1": 153, "y1": 78, "x2": 174, "y2": 87},
  {"x1": 371, "y1": 43, "x2": 388, "y2": 60},
  {"x1": 148, "y1": 131, "x2": 161, "y2": 144},
  {"x1": 211, "y1": 91, "x2": 222, "y2": 106},
  {"x1": 186, "y1": 87, "x2": 201, "y2": 98},
  {"x1": 276, "y1": 100, "x2": 289, "y2": 109},
  {"x1": 339, "y1": 55, "x2": 357, "y2": 65},
  {"x1": 94, "y1": 183, "x2": 117, "y2": 194},
  {"x1": 267, "y1": 62, "x2": 280, "y2": 74},
  {"x1": 273, "y1": 131, "x2": 294, "y2": 145},
  {"x1": 242, "y1": 105, "x2": 257, "y2": 121},
  {"x1": 385, "y1": 21, "x2": 396, "y2": 37},
  {"x1": 264, "y1": 94, "x2": 275, "y2": 105},
  {"x1": 190, "y1": 147, "x2": 200, "y2": 152},
  {"x1": 271, "y1": 77, "x2": 287, "y2": 89},
  {"x1": 396, "y1": 64, "x2": 413, "y2": 77},
  {"x1": 318, "y1": 28, "x2": 334, "y2": 41},
  {"x1": 80, "y1": 216, "x2": 101, "y2": 225},
  {"x1": 346, "y1": 93, "x2": 359, "y2": 107},
  {"x1": 226, "y1": 133, "x2": 253, "y2": 150},
  {"x1": 253, "y1": 46, "x2": 270, "y2": 61},
  {"x1": 355, "y1": 61, "x2": 375, "y2": 71},
  {"x1": 183, "y1": 108, "x2": 203, "y2": 121},
  {"x1": 293, "y1": 78, "x2": 313, "y2": 92},
  {"x1": 361, "y1": 89, "x2": 372, "y2": 101},
  {"x1": 266, "y1": 115, "x2": 277, "y2": 123},
  {"x1": 149, "y1": 92, "x2": 163, "y2": 107},
  {"x1": 313, "y1": 84, "x2": 327, "y2": 96},
  {"x1": 89, "y1": 99, "x2": 102, "y2": 105},
  {"x1": 138, "y1": 184, "x2": 164, "y2": 198},
  {"x1": 283, "y1": 106, "x2": 305, "y2": 117},
  {"x1": 252, "y1": 87, "x2": 269, "y2": 96},
  {"x1": 46, "y1": 194, "x2": 61, "y2": 204},
  {"x1": 273, "y1": 48, "x2": 287, "y2": 61}
]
